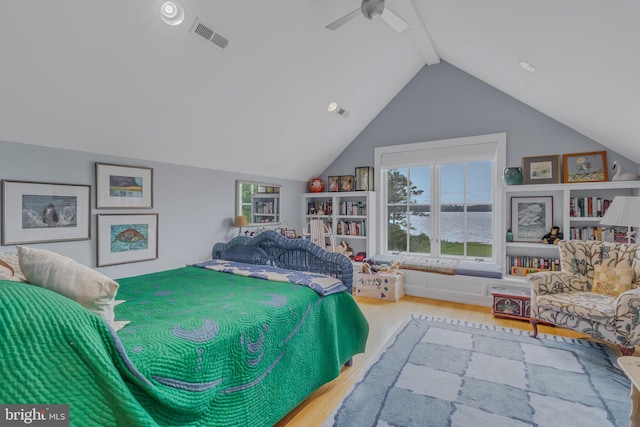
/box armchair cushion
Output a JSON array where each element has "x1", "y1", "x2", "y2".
[
  {"x1": 591, "y1": 264, "x2": 633, "y2": 296},
  {"x1": 536, "y1": 292, "x2": 617, "y2": 325}
]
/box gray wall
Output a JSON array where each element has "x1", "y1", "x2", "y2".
[
  {"x1": 0, "y1": 140, "x2": 306, "y2": 279},
  {"x1": 322, "y1": 61, "x2": 637, "y2": 179}
]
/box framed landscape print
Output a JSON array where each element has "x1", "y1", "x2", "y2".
[
  {"x1": 1, "y1": 180, "x2": 91, "y2": 245},
  {"x1": 562, "y1": 151, "x2": 608, "y2": 183},
  {"x1": 510, "y1": 196, "x2": 553, "y2": 242},
  {"x1": 96, "y1": 163, "x2": 153, "y2": 208},
  {"x1": 97, "y1": 213, "x2": 158, "y2": 266},
  {"x1": 522, "y1": 155, "x2": 561, "y2": 185}
]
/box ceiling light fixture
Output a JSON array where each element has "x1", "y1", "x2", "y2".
[
  {"x1": 519, "y1": 60, "x2": 536, "y2": 72},
  {"x1": 327, "y1": 102, "x2": 339, "y2": 113},
  {"x1": 161, "y1": 1, "x2": 185, "y2": 26}
]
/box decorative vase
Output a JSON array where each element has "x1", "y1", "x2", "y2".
[
  {"x1": 503, "y1": 167, "x2": 523, "y2": 185},
  {"x1": 506, "y1": 229, "x2": 514, "y2": 242}
]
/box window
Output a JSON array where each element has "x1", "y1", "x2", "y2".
[{"x1": 375, "y1": 133, "x2": 506, "y2": 262}]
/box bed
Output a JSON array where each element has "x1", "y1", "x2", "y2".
[{"x1": 0, "y1": 230, "x2": 369, "y2": 426}]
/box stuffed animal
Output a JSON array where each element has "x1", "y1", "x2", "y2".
[
  {"x1": 389, "y1": 260, "x2": 401, "y2": 272},
  {"x1": 542, "y1": 226, "x2": 563, "y2": 245}
]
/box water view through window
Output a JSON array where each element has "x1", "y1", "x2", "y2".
[{"x1": 386, "y1": 160, "x2": 493, "y2": 258}]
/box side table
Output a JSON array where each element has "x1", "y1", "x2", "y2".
[{"x1": 618, "y1": 356, "x2": 640, "y2": 427}]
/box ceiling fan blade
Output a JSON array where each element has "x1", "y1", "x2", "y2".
[
  {"x1": 325, "y1": 8, "x2": 361, "y2": 31},
  {"x1": 381, "y1": 7, "x2": 409, "y2": 33}
]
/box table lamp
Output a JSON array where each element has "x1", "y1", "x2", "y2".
[
  {"x1": 234, "y1": 215, "x2": 248, "y2": 236},
  {"x1": 599, "y1": 196, "x2": 640, "y2": 244}
]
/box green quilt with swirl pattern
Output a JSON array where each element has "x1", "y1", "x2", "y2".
[{"x1": 0, "y1": 266, "x2": 369, "y2": 426}]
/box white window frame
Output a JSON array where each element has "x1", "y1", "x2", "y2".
[{"x1": 374, "y1": 133, "x2": 506, "y2": 262}]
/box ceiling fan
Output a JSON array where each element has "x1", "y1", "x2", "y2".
[{"x1": 326, "y1": 0, "x2": 409, "y2": 33}]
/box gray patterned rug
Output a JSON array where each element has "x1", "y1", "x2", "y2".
[{"x1": 325, "y1": 314, "x2": 631, "y2": 427}]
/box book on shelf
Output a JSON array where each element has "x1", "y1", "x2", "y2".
[
  {"x1": 506, "y1": 255, "x2": 560, "y2": 276},
  {"x1": 338, "y1": 201, "x2": 366, "y2": 216},
  {"x1": 307, "y1": 201, "x2": 332, "y2": 215},
  {"x1": 569, "y1": 197, "x2": 611, "y2": 218},
  {"x1": 568, "y1": 226, "x2": 635, "y2": 243},
  {"x1": 336, "y1": 219, "x2": 366, "y2": 236}
]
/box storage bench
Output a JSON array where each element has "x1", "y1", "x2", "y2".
[{"x1": 491, "y1": 287, "x2": 531, "y2": 321}]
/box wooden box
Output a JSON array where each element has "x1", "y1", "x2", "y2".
[
  {"x1": 353, "y1": 271, "x2": 404, "y2": 302},
  {"x1": 491, "y1": 287, "x2": 531, "y2": 321}
]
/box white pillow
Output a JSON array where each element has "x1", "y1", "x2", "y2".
[
  {"x1": 0, "y1": 252, "x2": 27, "y2": 282},
  {"x1": 17, "y1": 246, "x2": 119, "y2": 324}
]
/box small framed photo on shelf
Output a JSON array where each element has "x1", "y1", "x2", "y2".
[
  {"x1": 354, "y1": 167, "x2": 374, "y2": 191},
  {"x1": 97, "y1": 213, "x2": 158, "y2": 266},
  {"x1": 1, "y1": 180, "x2": 91, "y2": 245},
  {"x1": 510, "y1": 196, "x2": 553, "y2": 243},
  {"x1": 522, "y1": 155, "x2": 561, "y2": 185},
  {"x1": 95, "y1": 163, "x2": 153, "y2": 209},
  {"x1": 283, "y1": 229, "x2": 296, "y2": 239},
  {"x1": 340, "y1": 175, "x2": 354, "y2": 192},
  {"x1": 562, "y1": 151, "x2": 608, "y2": 183},
  {"x1": 328, "y1": 176, "x2": 341, "y2": 192}
]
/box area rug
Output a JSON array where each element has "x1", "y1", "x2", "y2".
[{"x1": 324, "y1": 314, "x2": 631, "y2": 427}]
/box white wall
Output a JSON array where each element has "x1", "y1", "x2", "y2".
[{"x1": 0, "y1": 140, "x2": 306, "y2": 279}]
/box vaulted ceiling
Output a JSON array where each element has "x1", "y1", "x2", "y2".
[{"x1": 1, "y1": 1, "x2": 638, "y2": 181}]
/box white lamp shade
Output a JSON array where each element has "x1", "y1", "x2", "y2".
[{"x1": 599, "y1": 196, "x2": 640, "y2": 227}]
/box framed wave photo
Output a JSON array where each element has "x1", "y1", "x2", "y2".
[
  {"x1": 97, "y1": 213, "x2": 158, "y2": 266},
  {"x1": 1, "y1": 180, "x2": 91, "y2": 245},
  {"x1": 96, "y1": 163, "x2": 153, "y2": 208},
  {"x1": 510, "y1": 196, "x2": 553, "y2": 243}
]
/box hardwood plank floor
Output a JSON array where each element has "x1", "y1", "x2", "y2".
[{"x1": 275, "y1": 294, "x2": 620, "y2": 427}]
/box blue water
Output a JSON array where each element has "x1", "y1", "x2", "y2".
[{"x1": 409, "y1": 212, "x2": 493, "y2": 243}]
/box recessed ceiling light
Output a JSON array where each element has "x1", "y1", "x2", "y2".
[
  {"x1": 161, "y1": 1, "x2": 185, "y2": 26},
  {"x1": 519, "y1": 60, "x2": 536, "y2": 72},
  {"x1": 327, "y1": 102, "x2": 338, "y2": 112}
]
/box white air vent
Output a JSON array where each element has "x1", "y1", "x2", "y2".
[{"x1": 190, "y1": 18, "x2": 229, "y2": 50}]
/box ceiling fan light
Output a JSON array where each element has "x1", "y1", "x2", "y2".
[
  {"x1": 161, "y1": 1, "x2": 185, "y2": 26},
  {"x1": 327, "y1": 102, "x2": 339, "y2": 112},
  {"x1": 361, "y1": 0, "x2": 385, "y2": 20}
]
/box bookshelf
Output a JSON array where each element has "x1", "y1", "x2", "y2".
[
  {"x1": 302, "y1": 191, "x2": 376, "y2": 258},
  {"x1": 503, "y1": 180, "x2": 640, "y2": 280}
]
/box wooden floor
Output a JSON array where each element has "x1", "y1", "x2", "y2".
[{"x1": 275, "y1": 294, "x2": 620, "y2": 427}]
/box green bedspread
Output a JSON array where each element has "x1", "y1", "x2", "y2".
[{"x1": 0, "y1": 266, "x2": 369, "y2": 426}]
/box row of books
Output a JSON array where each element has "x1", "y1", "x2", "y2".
[
  {"x1": 338, "y1": 201, "x2": 366, "y2": 216},
  {"x1": 307, "y1": 201, "x2": 332, "y2": 215},
  {"x1": 254, "y1": 201, "x2": 276, "y2": 214},
  {"x1": 567, "y1": 226, "x2": 635, "y2": 243},
  {"x1": 569, "y1": 197, "x2": 611, "y2": 218},
  {"x1": 336, "y1": 219, "x2": 366, "y2": 236},
  {"x1": 506, "y1": 255, "x2": 560, "y2": 276}
]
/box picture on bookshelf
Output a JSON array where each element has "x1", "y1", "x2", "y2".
[
  {"x1": 522, "y1": 155, "x2": 561, "y2": 185},
  {"x1": 510, "y1": 196, "x2": 553, "y2": 242},
  {"x1": 563, "y1": 151, "x2": 608, "y2": 183},
  {"x1": 328, "y1": 176, "x2": 340, "y2": 192}
]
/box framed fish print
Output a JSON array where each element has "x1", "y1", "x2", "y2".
[
  {"x1": 97, "y1": 214, "x2": 158, "y2": 266},
  {"x1": 95, "y1": 163, "x2": 153, "y2": 208},
  {"x1": 1, "y1": 180, "x2": 91, "y2": 245}
]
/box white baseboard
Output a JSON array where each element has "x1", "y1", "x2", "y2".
[{"x1": 402, "y1": 270, "x2": 529, "y2": 307}]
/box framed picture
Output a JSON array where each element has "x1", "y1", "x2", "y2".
[
  {"x1": 341, "y1": 175, "x2": 354, "y2": 192},
  {"x1": 97, "y1": 213, "x2": 158, "y2": 266},
  {"x1": 522, "y1": 155, "x2": 561, "y2": 185},
  {"x1": 510, "y1": 196, "x2": 553, "y2": 243},
  {"x1": 283, "y1": 229, "x2": 296, "y2": 239},
  {"x1": 328, "y1": 176, "x2": 341, "y2": 192},
  {"x1": 562, "y1": 151, "x2": 608, "y2": 183},
  {"x1": 355, "y1": 167, "x2": 374, "y2": 191},
  {"x1": 96, "y1": 163, "x2": 153, "y2": 208},
  {"x1": 1, "y1": 180, "x2": 91, "y2": 245}
]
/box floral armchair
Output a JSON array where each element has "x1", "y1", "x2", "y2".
[{"x1": 529, "y1": 240, "x2": 640, "y2": 356}]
